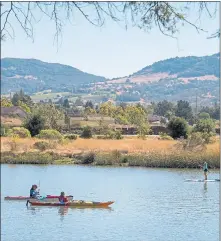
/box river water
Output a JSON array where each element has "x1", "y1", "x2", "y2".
[{"x1": 1, "y1": 164, "x2": 220, "y2": 241}]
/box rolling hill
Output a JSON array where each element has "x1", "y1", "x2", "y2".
[
  {"x1": 110, "y1": 53, "x2": 220, "y2": 105},
  {"x1": 1, "y1": 58, "x2": 106, "y2": 94},
  {"x1": 1, "y1": 53, "x2": 219, "y2": 105},
  {"x1": 109, "y1": 53, "x2": 219, "y2": 83}
]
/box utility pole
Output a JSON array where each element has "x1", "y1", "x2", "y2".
[{"x1": 195, "y1": 89, "x2": 198, "y2": 116}]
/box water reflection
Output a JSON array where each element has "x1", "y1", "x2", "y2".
[
  {"x1": 27, "y1": 207, "x2": 38, "y2": 215},
  {"x1": 203, "y1": 182, "x2": 208, "y2": 192},
  {"x1": 27, "y1": 206, "x2": 113, "y2": 219},
  {"x1": 58, "y1": 207, "x2": 69, "y2": 216},
  {"x1": 58, "y1": 207, "x2": 69, "y2": 221}
]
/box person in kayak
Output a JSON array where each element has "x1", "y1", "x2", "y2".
[
  {"x1": 58, "y1": 192, "x2": 69, "y2": 204},
  {"x1": 30, "y1": 184, "x2": 39, "y2": 198},
  {"x1": 203, "y1": 162, "x2": 208, "y2": 180}
]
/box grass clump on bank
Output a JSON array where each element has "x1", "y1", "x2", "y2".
[
  {"x1": 33, "y1": 141, "x2": 56, "y2": 151},
  {"x1": 0, "y1": 151, "x2": 73, "y2": 165}
]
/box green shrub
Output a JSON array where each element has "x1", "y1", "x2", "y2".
[
  {"x1": 81, "y1": 152, "x2": 95, "y2": 164},
  {"x1": 114, "y1": 130, "x2": 123, "y2": 140},
  {"x1": 94, "y1": 153, "x2": 116, "y2": 165},
  {"x1": 104, "y1": 130, "x2": 123, "y2": 140},
  {"x1": 10, "y1": 127, "x2": 31, "y2": 138},
  {"x1": 198, "y1": 112, "x2": 210, "y2": 120},
  {"x1": 64, "y1": 134, "x2": 78, "y2": 140},
  {"x1": 33, "y1": 141, "x2": 56, "y2": 151},
  {"x1": 193, "y1": 118, "x2": 215, "y2": 133},
  {"x1": 201, "y1": 132, "x2": 216, "y2": 144},
  {"x1": 168, "y1": 117, "x2": 189, "y2": 139},
  {"x1": 121, "y1": 157, "x2": 128, "y2": 163},
  {"x1": 111, "y1": 150, "x2": 121, "y2": 161},
  {"x1": 37, "y1": 129, "x2": 63, "y2": 140},
  {"x1": 0, "y1": 125, "x2": 7, "y2": 137},
  {"x1": 159, "y1": 132, "x2": 173, "y2": 140},
  {"x1": 81, "y1": 126, "x2": 92, "y2": 139},
  {"x1": 23, "y1": 114, "x2": 45, "y2": 137},
  {"x1": 137, "y1": 123, "x2": 150, "y2": 139}
]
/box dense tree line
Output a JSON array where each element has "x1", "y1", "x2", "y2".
[{"x1": 1, "y1": 90, "x2": 219, "y2": 141}]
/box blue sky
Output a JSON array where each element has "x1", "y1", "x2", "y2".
[{"x1": 1, "y1": 2, "x2": 219, "y2": 79}]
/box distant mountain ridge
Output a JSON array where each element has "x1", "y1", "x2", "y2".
[
  {"x1": 1, "y1": 53, "x2": 219, "y2": 101},
  {"x1": 110, "y1": 53, "x2": 219, "y2": 84},
  {"x1": 1, "y1": 58, "x2": 106, "y2": 94},
  {"x1": 134, "y1": 53, "x2": 219, "y2": 77}
]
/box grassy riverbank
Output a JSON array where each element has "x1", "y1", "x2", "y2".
[{"x1": 1, "y1": 137, "x2": 220, "y2": 168}]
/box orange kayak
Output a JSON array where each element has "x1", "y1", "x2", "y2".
[{"x1": 28, "y1": 200, "x2": 114, "y2": 208}]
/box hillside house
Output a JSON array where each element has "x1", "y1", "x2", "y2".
[
  {"x1": 147, "y1": 115, "x2": 168, "y2": 125},
  {"x1": 1, "y1": 106, "x2": 27, "y2": 118}
]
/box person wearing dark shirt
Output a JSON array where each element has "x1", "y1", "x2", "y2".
[
  {"x1": 58, "y1": 192, "x2": 68, "y2": 204},
  {"x1": 30, "y1": 184, "x2": 39, "y2": 198}
]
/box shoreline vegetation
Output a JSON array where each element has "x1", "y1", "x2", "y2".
[{"x1": 1, "y1": 137, "x2": 219, "y2": 169}]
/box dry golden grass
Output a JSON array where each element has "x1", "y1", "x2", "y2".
[
  {"x1": 1, "y1": 136, "x2": 219, "y2": 156},
  {"x1": 1, "y1": 117, "x2": 22, "y2": 126},
  {"x1": 206, "y1": 141, "x2": 220, "y2": 153},
  {"x1": 1, "y1": 137, "x2": 37, "y2": 152},
  {"x1": 1, "y1": 137, "x2": 219, "y2": 167},
  {"x1": 55, "y1": 138, "x2": 176, "y2": 154}
]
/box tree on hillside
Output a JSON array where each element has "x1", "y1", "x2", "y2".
[
  {"x1": 11, "y1": 93, "x2": 20, "y2": 106},
  {"x1": 199, "y1": 104, "x2": 220, "y2": 120},
  {"x1": 64, "y1": 113, "x2": 71, "y2": 130},
  {"x1": 12, "y1": 90, "x2": 33, "y2": 107},
  {"x1": 75, "y1": 97, "x2": 84, "y2": 106},
  {"x1": 154, "y1": 100, "x2": 175, "y2": 117},
  {"x1": 63, "y1": 99, "x2": 70, "y2": 108},
  {"x1": 175, "y1": 100, "x2": 193, "y2": 121},
  {"x1": 1, "y1": 2, "x2": 218, "y2": 42},
  {"x1": 85, "y1": 101, "x2": 94, "y2": 109}
]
